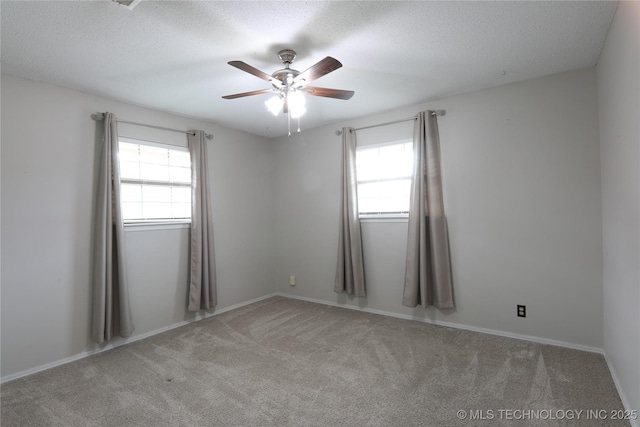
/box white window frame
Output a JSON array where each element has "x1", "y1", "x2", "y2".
[
  {"x1": 118, "y1": 137, "x2": 192, "y2": 229},
  {"x1": 356, "y1": 138, "x2": 413, "y2": 222}
]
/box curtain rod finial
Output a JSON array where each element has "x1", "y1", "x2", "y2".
[{"x1": 335, "y1": 130, "x2": 343, "y2": 136}]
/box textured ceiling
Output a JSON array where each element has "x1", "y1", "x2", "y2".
[{"x1": 1, "y1": 1, "x2": 616, "y2": 138}]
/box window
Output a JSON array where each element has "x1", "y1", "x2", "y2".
[
  {"x1": 356, "y1": 139, "x2": 413, "y2": 217},
  {"x1": 118, "y1": 138, "x2": 191, "y2": 224}
]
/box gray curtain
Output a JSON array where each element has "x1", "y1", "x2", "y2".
[
  {"x1": 92, "y1": 112, "x2": 134, "y2": 344},
  {"x1": 187, "y1": 130, "x2": 217, "y2": 311},
  {"x1": 334, "y1": 127, "x2": 366, "y2": 297},
  {"x1": 402, "y1": 111, "x2": 454, "y2": 308}
]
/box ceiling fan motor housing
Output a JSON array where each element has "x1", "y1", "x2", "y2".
[
  {"x1": 272, "y1": 49, "x2": 301, "y2": 89},
  {"x1": 272, "y1": 68, "x2": 300, "y2": 88}
]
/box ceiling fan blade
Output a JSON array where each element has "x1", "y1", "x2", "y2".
[
  {"x1": 304, "y1": 86, "x2": 354, "y2": 100},
  {"x1": 293, "y1": 57, "x2": 342, "y2": 85},
  {"x1": 222, "y1": 88, "x2": 273, "y2": 99},
  {"x1": 228, "y1": 61, "x2": 281, "y2": 86}
]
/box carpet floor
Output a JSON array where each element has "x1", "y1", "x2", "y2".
[{"x1": 0, "y1": 296, "x2": 628, "y2": 426}]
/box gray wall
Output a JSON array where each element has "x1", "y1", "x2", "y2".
[
  {"x1": 597, "y1": 0, "x2": 640, "y2": 415},
  {"x1": 1, "y1": 75, "x2": 276, "y2": 378},
  {"x1": 273, "y1": 67, "x2": 604, "y2": 350}
]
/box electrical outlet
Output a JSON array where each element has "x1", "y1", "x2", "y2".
[
  {"x1": 289, "y1": 275, "x2": 296, "y2": 286},
  {"x1": 517, "y1": 305, "x2": 526, "y2": 318}
]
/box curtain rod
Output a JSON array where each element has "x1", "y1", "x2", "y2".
[
  {"x1": 335, "y1": 110, "x2": 445, "y2": 135},
  {"x1": 91, "y1": 113, "x2": 213, "y2": 140}
]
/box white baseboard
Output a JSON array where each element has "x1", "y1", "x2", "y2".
[
  {"x1": 0, "y1": 293, "x2": 278, "y2": 384},
  {"x1": 603, "y1": 351, "x2": 640, "y2": 427},
  {"x1": 275, "y1": 292, "x2": 604, "y2": 354}
]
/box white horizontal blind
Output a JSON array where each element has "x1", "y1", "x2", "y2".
[
  {"x1": 118, "y1": 140, "x2": 191, "y2": 223},
  {"x1": 356, "y1": 140, "x2": 413, "y2": 216}
]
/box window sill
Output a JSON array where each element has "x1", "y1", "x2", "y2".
[
  {"x1": 359, "y1": 215, "x2": 409, "y2": 223},
  {"x1": 124, "y1": 221, "x2": 191, "y2": 232}
]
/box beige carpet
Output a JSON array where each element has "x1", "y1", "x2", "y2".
[{"x1": 1, "y1": 296, "x2": 627, "y2": 426}]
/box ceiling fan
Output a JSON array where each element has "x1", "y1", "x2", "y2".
[{"x1": 222, "y1": 49, "x2": 354, "y2": 131}]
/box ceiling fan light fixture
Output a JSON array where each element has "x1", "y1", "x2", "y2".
[
  {"x1": 290, "y1": 106, "x2": 306, "y2": 120},
  {"x1": 288, "y1": 91, "x2": 306, "y2": 119},
  {"x1": 265, "y1": 96, "x2": 282, "y2": 116},
  {"x1": 224, "y1": 49, "x2": 353, "y2": 132}
]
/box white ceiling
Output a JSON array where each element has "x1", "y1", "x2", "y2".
[{"x1": 1, "y1": 1, "x2": 616, "y2": 138}]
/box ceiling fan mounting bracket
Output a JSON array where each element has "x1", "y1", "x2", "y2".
[{"x1": 277, "y1": 49, "x2": 297, "y2": 66}]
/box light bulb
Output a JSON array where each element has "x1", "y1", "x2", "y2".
[
  {"x1": 265, "y1": 96, "x2": 282, "y2": 116},
  {"x1": 290, "y1": 106, "x2": 306, "y2": 119},
  {"x1": 288, "y1": 91, "x2": 306, "y2": 119}
]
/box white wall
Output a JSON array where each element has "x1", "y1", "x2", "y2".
[
  {"x1": 597, "y1": 0, "x2": 640, "y2": 416},
  {"x1": 273, "y1": 67, "x2": 604, "y2": 350},
  {"x1": 0, "y1": 75, "x2": 276, "y2": 378}
]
